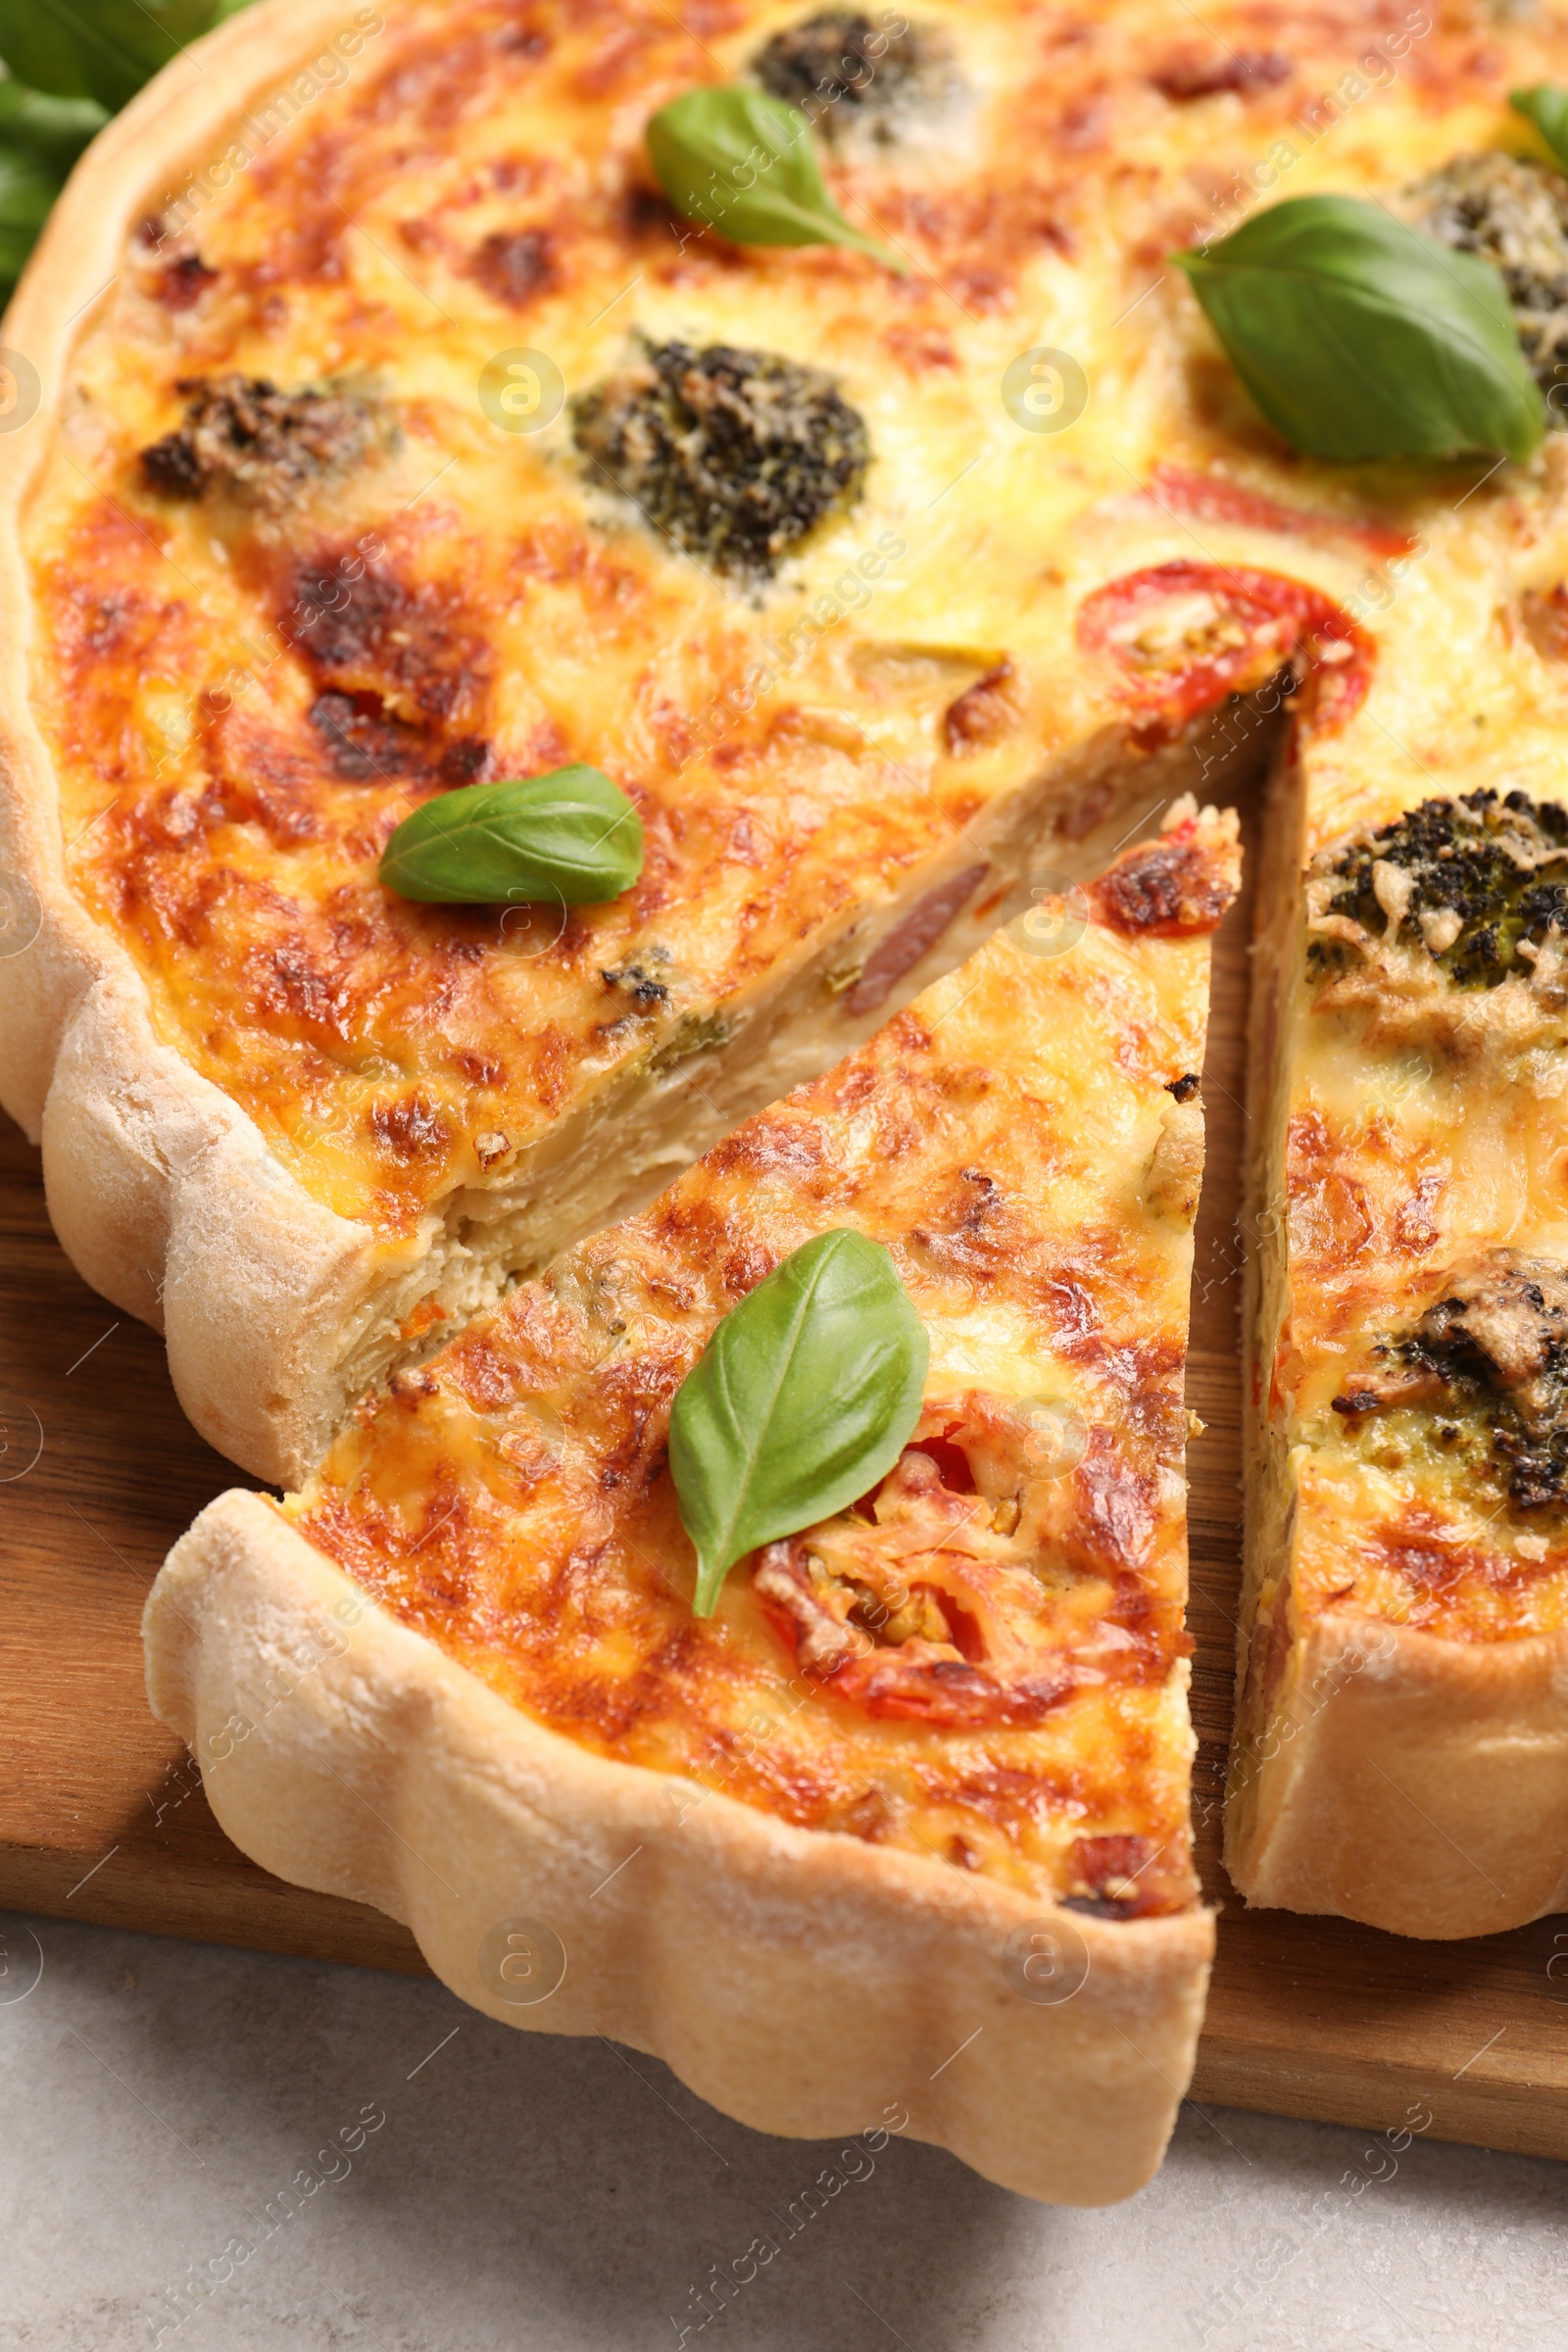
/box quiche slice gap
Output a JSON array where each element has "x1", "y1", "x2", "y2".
[
  {"x1": 1233, "y1": 780, "x2": 1568, "y2": 1938},
  {"x1": 146, "y1": 802, "x2": 1240, "y2": 2208}
]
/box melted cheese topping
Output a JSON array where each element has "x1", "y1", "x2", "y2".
[
  {"x1": 290, "y1": 825, "x2": 1233, "y2": 1905},
  {"x1": 23, "y1": 0, "x2": 1528, "y2": 1249}
]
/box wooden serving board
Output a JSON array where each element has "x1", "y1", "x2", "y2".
[{"x1": 3, "y1": 803, "x2": 1566, "y2": 2162}]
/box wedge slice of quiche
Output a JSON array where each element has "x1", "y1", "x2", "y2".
[
  {"x1": 1233, "y1": 784, "x2": 1568, "y2": 1937},
  {"x1": 146, "y1": 804, "x2": 1238, "y2": 2206}
]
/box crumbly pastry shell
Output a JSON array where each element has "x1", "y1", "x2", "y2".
[
  {"x1": 147, "y1": 1489, "x2": 1215, "y2": 2206},
  {"x1": 1224, "y1": 1602, "x2": 1568, "y2": 1939}
]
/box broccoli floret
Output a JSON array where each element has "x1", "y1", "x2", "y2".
[
  {"x1": 1333, "y1": 1253, "x2": 1568, "y2": 1510},
  {"x1": 601, "y1": 953, "x2": 672, "y2": 1008},
  {"x1": 752, "y1": 11, "x2": 958, "y2": 141},
  {"x1": 140, "y1": 375, "x2": 391, "y2": 511},
  {"x1": 570, "y1": 340, "x2": 869, "y2": 582},
  {"x1": 1406, "y1": 151, "x2": 1568, "y2": 420},
  {"x1": 1307, "y1": 788, "x2": 1568, "y2": 989}
]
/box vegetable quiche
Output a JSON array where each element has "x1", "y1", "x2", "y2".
[
  {"x1": 149, "y1": 805, "x2": 1238, "y2": 2208},
  {"x1": 7, "y1": 0, "x2": 1568, "y2": 2161}
]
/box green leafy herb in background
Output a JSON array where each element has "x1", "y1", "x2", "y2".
[
  {"x1": 0, "y1": 0, "x2": 226, "y2": 111},
  {"x1": 377, "y1": 766, "x2": 645, "y2": 907},
  {"x1": 1174, "y1": 193, "x2": 1544, "y2": 466},
  {"x1": 0, "y1": 81, "x2": 108, "y2": 168},
  {"x1": 1510, "y1": 82, "x2": 1568, "y2": 171},
  {"x1": 0, "y1": 147, "x2": 67, "y2": 289},
  {"x1": 669, "y1": 1229, "x2": 929, "y2": 1619},
  {"x1": 0, "y1": 0, "x2": 254, "y2": 298},
  {"x1": 647, "y1": 85, "x2": 905, "y2": 271}
]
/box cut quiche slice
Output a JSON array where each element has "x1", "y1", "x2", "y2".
[
  {"x1": 1233, "y1": 782, "x2": 1568, "y2": 1937},
  {"x1": 146, "y1": 804, "x2": 1239, "y2": 2206}
]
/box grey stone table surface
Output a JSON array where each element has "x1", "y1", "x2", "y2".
[{"x1": 2, "y1": 1909, "x2": 1563, "y2": 2352}]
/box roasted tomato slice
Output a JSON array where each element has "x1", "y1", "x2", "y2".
[
  {"x1": 1089, "y1": 806, "x2": 1235, "y2": 938},
  {"x1": 827, "y1": 1648, "x2": 1082, "y2": 1728},
  {"x1": 1075, "y1": 559, "x2": 1372, "y2": 737}
]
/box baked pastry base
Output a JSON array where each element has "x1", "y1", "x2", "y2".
[{"x1": 149, "y1": 1490, "x2": 1214, "y2": 2206}]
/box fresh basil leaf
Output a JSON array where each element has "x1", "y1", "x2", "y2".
[
  {"x1": 0, "y1": 146, "x2": 61, "y2": 288},
  {"x1": 1510, "y1": 83, "x2": 1568, "y2": 172},
  {"x1": 669, "y1": 1229, "x2": 929, "y2": 1619},
  {"x1": 647, "y1": 84, "x2": 904, "y2": 271},
  {"x1": 1174, "y1": 194, "x2": 1544, "y2": 465},
  {"x1": 0, "y1": 1, "x2": 220, "y2": 112},
  {"x1": 378, "y1": 765, "x2": 644, "y2": 907}
]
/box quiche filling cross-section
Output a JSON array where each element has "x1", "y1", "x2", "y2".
[{"x1": 275, "y1": 807, "x2": 1238, "y2": 1910}]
